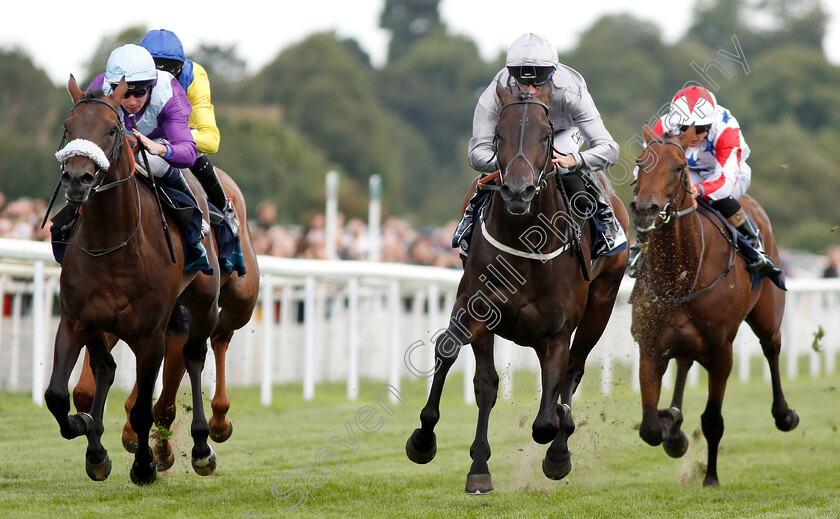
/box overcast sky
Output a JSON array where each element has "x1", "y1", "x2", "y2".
[{"x1": 2, "y1": 0, "x2": 839, "y2": 85}]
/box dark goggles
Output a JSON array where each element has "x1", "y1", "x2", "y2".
[
  {"x1": 507, "y1": 65, "x2": 554, "y2": 87},
  {"x1": 680, "y1": 124, "x2": 711, "y2": 135},
  {"x1": 153, "y1": 58, "x2": 184, "y2": 78},
  {"x1": 110, "y1": 81, "x2": 152, "y2": 98}
]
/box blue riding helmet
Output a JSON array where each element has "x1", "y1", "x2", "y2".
[{"x1": 140, "y1": 29, "x2": 186, "y2": 63}]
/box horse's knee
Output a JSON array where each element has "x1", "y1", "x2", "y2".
[{"x1": 45, "y1": 387, "x2": 70, "y2": 417}]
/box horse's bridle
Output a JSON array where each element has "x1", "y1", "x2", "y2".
[
  {"x1": 634, "y1": 139, "x2": 696, "y2": 233},
  {"x1": 51, "y1": 96, "x2": 143, "y2": 257},
  {"x1": 485, "y1": 92, "x2": 556, "y2": 195},
  {"x1": 59, "y1": 97, "x2": 129, "y2": 192}
]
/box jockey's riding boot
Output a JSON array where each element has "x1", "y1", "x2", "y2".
[
  {"x1": 734, "y1": 217, "x2": 777, "y2": 275},
  {"x1": 628, "y1": 242, "x2": 643, "y2": 278},
  {"x1": 190, "y1": 155, "x2": 239, "y2": 237},
  {"x1": 170, "y1": 171, "x2": 210, "y2": 239},
  {"x1": 580, "y1": 171, "x2": 627, "y2": 256},
  {"x1": 452, "y1": 183, "x2": 491, "y2": 258}
]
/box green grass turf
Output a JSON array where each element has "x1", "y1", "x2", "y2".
[{"x1": 0, "y1": 362, "x2": 838, "y2": 518}]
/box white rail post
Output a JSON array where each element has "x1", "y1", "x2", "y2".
[
  {"x1": 304, "y1": 276, "x2": 316, "y2": 400},
  {"x1": 368, "y1": 175, "x2": 381, "y2": 262},
  {"x1": 31, "y1": 261, "x2": 45, "y2": 406},
  {"x1": 347, "y1": 278, "x2": 359, "y2": 400},
  {"x1": 388, "y1": 280, "x2": 401, "y2": 401},
  {"x1": 325, "y1": 171, "x2": 339, "y2": 260},
  {"x1": 260, "y1": 275, "x2": 274, "y2": 406},
  {"x1": 10, "y1": 291, "x2": 22, "y2": 390}
]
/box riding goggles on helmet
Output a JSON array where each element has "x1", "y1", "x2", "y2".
[
  {"x1": 507, "y1": 65, "x2": 554, "y2": 87},
  {"x1": 110, "y1": 80, "x2": 153, "y2": 98},
  {"x1": 153, "y1": 58, "x2": 184, "y2": 78}
]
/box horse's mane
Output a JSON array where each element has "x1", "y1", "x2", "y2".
[{"x1": 83, "y1": 89, "x2": 106, "y2": 100}]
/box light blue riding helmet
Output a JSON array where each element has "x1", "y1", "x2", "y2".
[{"x1": 105, "y1": 44, "x2": 157, "y2": 87}]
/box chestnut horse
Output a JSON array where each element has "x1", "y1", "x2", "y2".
[
  {"x1": 71, "y1": 159, "x2": 258, "y2": 470},
  {"x1": 628, "y1": 125, "x2": 799, "y2": 487},
  {"x1": 45, "y1": 77, "x2": 239, "y2": 485},
  {"x1": 406, "y1": 84, "x2": 629, "y2": 493}
]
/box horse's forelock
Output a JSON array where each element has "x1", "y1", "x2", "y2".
[{"x1": 84, "y1": 89, "x2": 106, "y2": 100}]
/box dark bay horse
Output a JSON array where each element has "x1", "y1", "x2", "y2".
[
  {"x1": 44, "y1": 76, "x2": 225, "y2": 485},
  {"x1": 406, "y1": 84, "x2": 629, "y2": 493},
  {"x1": 628, "y1": 125, "x2": 799, "y2": 487},
  {"x1": 71, "y1": 162, "x2": 259, "y2": 471}
]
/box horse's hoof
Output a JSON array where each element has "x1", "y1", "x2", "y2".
[
  {"x1": 209, "y1": 418, "x2": 234, "y2": 443},
  {"x1": 542, "y1": 451, "x2": 572, "y2": 480},
  {"x1": 154, "y1": 442, "x2": 175, "y2": 472},
  {"x1": 703, "y1": 476, "x2": 720, "y2": 487},
  {"x1": 122, "y1": 434, "x2": 138, "y2": 453},
  {"x1": 406, "y1": 429, "x2": 436, "y2": 464},
  {"x1": 130, "y1": 460, "x2": 157, "y2": 486},
  {"x1": 775, "y1": 409, "x2": 800, "y2": 432},
  {"x1": 192, "y1": 446, "x2": 217, "y2": 476},
  {"x1": 663, "y1": 430, "x2": 689, "y2": 458},
  {"x1": 85, "y1": 454, "x2": 112, "y2": 481},
  {"x1": 465, "y1": 473, "x2": 494, "y2": 495}
]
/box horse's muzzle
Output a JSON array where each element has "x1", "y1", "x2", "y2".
[
  {"x1": 61, "y1": 170, "x2": 96, "y2": 207},
  {"x1": 629, "y1": 200, "x2": 660, "y2": 232},
  {"x1": 500, "y1": 181, "x2": 536, "y2": 216}
]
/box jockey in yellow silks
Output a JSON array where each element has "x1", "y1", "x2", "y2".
[{"x1": 141, "y1": 29, "x2": 238, "y2": 235}]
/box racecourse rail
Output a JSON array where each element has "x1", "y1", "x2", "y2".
[{"x1": 1, "y1": 237, "x2": 838, "y2": 407}]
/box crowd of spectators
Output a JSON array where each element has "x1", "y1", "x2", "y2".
[{"x1": 0, "y1": 192, "x2": 463, "y2": 269}]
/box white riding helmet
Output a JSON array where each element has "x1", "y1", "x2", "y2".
[
  {"x1": 105, "y1": 44, "x2": 157, "y2": 86},
  {"x1": 669, "y1": 86, "x2": 718, "y2": 127},
  {"x1": 506, "y1": 33, "x2": 558, "y2": 86}
]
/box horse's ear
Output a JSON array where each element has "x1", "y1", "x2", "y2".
[
  {"x1": 642, "y1": 124, "x2": 659, "y2": 144},
  {"x1": 495, "y1": 81, "x2": 514, "y2": 107},
  {"x1": 111, "y1": 78, "x2": 128, "y2": 103},
  {"x1": 676, "y1": 125, "x2": 696, "y2": 148},
  {"x1": 68, "y1": 74, "x2": 84, "y2": 103}
]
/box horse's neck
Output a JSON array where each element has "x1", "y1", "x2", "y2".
[{"x1": 645, "y1": 211, "x2": 703, "y2": 291}]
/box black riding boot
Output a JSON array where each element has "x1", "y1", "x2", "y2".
[
  {"x1": 562, "y1": 171, "x2": 627, "y2": 256},
  {"x1": 190, "y1": 155, "x2": 239, "y2": 236},
  {"x1": 736, "y1": 218, "x2": 776, "y2": 275},
  {"x1": 452, "y1": 185, "x2": 491, "y2": 258},
  {"x1": 170, "y1": 171, "x2": 210, "y2": 239}
]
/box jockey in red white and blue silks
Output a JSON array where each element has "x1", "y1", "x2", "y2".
[
  {"x1": 649, "y1": 86, "x2": 751, "y2": 201},
  {"x1": 631, "y1": 85, "x2": 776, "y2": 276}
]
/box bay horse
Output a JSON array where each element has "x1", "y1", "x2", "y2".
[
  {"x1": 44, "y1": 76, "x2": 231, "y2": 485},
  {"x1": 406, "y1": 83, "x2": 630, "y2": 493},
  {"x1": 628, "y1": 125, "x2": 799, "y2": 487},
  {"x1": 71, "y1": 160, "x2": 259, "y2": 471}
]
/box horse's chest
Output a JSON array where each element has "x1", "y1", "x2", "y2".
[{"x1": 60, "y1": 272, "x2": 169, "y2": 331}]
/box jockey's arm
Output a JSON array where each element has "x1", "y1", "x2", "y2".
[
  {"x1": 157, "y1": 83, "x2": 198, "y2": 169},
  {"x1": 566, "y1": 88, "x2": 619, "y2": 173},
  {"x1": 467, "y1": 81, "x2": 503, "y2": 173},
  {"x1": 186, "y1": 63, "x2": 220, "y2": 155},
  {"x1": 695, "y1": 128, "x2": 741, "y2": 200}
]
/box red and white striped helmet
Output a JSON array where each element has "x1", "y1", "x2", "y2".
[{"x1": 669, "y1": 86, "x2": 718, "y2": 126}]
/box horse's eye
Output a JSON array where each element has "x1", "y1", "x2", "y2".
[{"x1": 109, "y1": 127, "x2": 118, "y2": 137}]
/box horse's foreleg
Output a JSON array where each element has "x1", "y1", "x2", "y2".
[
  {"x1": 73, "y1": 334, "x2": 118, "y2": 414},
  {"x1": 152, "y1": 325, "x2": 187, "y2": 471},
  {"x1": 182, "y1": 320, "x2": 217, "y2": 476},
  {"x1": 83, "y1": 332, "x2": 116, "y2": 481},
  {"x1": 638, "y1": 349, "x2": 668, "y2": 447},
  {"x1": 128, "y1": 333, "x2": 165, "y2": 486},
  {"x1": 45, "y1": 318, "x2": 91, "y2": 442},
  {"x1": 209, "y1": 329, "x2": 234, "y2": 443},
  {"x1": 465, "y1": 334, "x2": 498, "y2": 495},
  {"x1": 661, "y1": 357, "x2": 692, "y2": 458},
  {"x1": 534, "y1": 334, "x2": 572, "y2": 480},
  {"x1": 700, "y1": 353, "x2": 731, "y2": 487},
  {"x1": 406, "y1": 314, "x2": 472, "y2": 465}
]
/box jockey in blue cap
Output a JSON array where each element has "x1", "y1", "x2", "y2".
[{"x1": 141, "y1": 29, "x2": 238, "y2": 236}]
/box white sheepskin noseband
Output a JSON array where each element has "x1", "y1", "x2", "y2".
[{"x1": 55, "y1": 139, "x2": 110, "y2": 171}]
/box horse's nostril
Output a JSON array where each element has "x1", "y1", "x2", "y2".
[
  {"x1": 80, "y1": 173, "x2": 96, "y2": 186},
  {"x1": 500, "y1": 185, "x2": 512, "y2": 199},
  {"x1": 524, "y1": 185, "x2": 536, "y2": 200}
]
